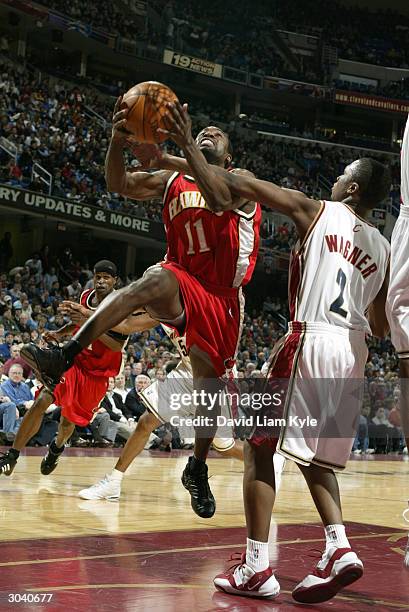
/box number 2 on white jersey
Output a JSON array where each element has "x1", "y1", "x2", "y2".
[
  {"x1": 184, "y1": 219, "x2": 210, "y2": 255},
  {"x1": 330, "y1": 268, "x2": 348, "y2": 318}
]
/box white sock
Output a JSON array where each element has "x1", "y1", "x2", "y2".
[
  {"x1": 325, "y1": 524, "x2": 350, "y2": 551},
  {"x1": 110, "y1": 469, "x2": 124, "y2": 481},
  {"x1": 246, "y1": 538, "x2": 269, "y2": 572}
]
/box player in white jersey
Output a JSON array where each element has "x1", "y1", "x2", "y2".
[
  {"x1": 386, "y1": 114, "x2": 409, "y2": 567},
  {"x1": 156, "y1": 101, "x2": 391, "y2": 604},
  {"x1": 79, "y1": 316, "x2": 286, "y2": 501}
]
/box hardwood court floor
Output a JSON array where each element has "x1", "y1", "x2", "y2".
[{"x1": 0, "y1": 449, "x2": 408, "y2": 611}]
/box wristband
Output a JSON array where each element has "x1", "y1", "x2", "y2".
[{"x1": 107, "y1": 330, "x2": 129, "y2": 342}]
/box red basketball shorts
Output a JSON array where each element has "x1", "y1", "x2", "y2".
[
  {"x1": 161, "y1": 262, "x2": 244, "y2": 377},
  {"x1": 53, "y1": 363, "x2": 108, "y2": 427}
]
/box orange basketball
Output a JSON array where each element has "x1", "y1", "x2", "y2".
[{"x1": 121, "y1": 81, "x2": 179, "y2": 144}]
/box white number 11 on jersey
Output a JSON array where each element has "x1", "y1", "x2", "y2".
[{"x1": 184, "y1": 219, "x2": 210, "y2": 255}]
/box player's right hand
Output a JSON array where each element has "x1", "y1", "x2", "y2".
[
  {"x1": 43, "y1": 330, "x2": 60, "y2": 344},
  {"x1": 59, "y1": 301, "x2": 89, "y2": 325},
  {"x1": 127, "y1": 142, "x2": 163, "y2": 170},
  {"x1": 111, "y1": 95, "x2": 130, "y2": 141}
]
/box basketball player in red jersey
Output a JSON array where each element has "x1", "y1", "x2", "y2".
[
  {"x1": 0, "y1": 260, "x2": 145, "y2": 477},
  {"x1": 20, "y1": 96, "x2": 261, "y2": 519},
  {"x1": 158, "y1": 102, "x2": 391, "y2": 603}
]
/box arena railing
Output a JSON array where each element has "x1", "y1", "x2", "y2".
[{"x1": 0, "y1": 137, "x2": 18, "y2": 163}]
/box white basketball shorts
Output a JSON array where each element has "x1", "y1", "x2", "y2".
[
  {"x1": 259, "y1": 321, "x2": 368, "y2": 470},
  {"x1": 138, "y1": 360, "x2": 235, "y2": 451}
]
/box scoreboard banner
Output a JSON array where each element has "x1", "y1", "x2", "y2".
[
  {"x1": 0, "y1": 185, "x2": 165, "y2": 241},
  {"x1": 335, "y1": 90, "x2": 409, "y2": 114},
  {"x1": 163, "y1": 49, "x2": 222, "y2": 78}
]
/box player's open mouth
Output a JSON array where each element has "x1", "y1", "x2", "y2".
[{"x1": 200, "y1": 138, "x2": 215, "y2": 147}]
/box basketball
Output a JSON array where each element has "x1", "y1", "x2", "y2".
[{"x1": 121, "y1": 81, "x2": 179, "y2": 144}]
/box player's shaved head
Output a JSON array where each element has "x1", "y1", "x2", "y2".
[
  {"x1": 349, "y1": 158, "x2": 391, "y2": 208},
  {"x1": 331, "y1": 157, "x2": 391, "y2": 209}
]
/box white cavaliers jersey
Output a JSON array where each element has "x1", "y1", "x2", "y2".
[
  {"x1": 161, "y1": 324, "x2": 192, "y2": 372},
  {"x1": 290, "y1": 200, "x2": 390, "y2": 333}
]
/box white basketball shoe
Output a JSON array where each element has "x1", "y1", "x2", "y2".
[
  {"x1": 78, "y1": 474, "x2": 121, "y2": 500},
  {"x1": 292, "y1": 546, "x2": 363, "y2": 604},
  {"x1": 214, "y1": 553, "x2": 280, "y2": 599}
]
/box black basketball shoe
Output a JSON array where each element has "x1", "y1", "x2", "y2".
[
  {"x1": 40, "y1": 440, "x2": 65, "y2": 475},
  {"x1": 0, "y1": 450, "x2": 18, "y2": 476},
  {"x1": 21, "y1": 343, "x2": 72, "y2": 391},
  {"x1": 181, "y1": 456, "x2": 216, "y2": 518}
]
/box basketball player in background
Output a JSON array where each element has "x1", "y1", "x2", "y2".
[
  {"x1": 78, "y1": 316, "x2": 286, "y2": 501},
  {"x1": 386, "y1": 113, "x2": 409, "y2": 567},
  {"x1": 158, "y1": 101, "x2": 391, "y2": 603},
  {"x1": 0, "y1": 261, "x2": 138, "y2": 477},
  {"x1": 20, "y1": 97, "x2": 261, "y2": 520}
]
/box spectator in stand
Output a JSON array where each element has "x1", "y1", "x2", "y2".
[
  {"x1": 0, "y1": 392, "x2": 21, "y2": 444},
  {"x1": 369, "y1": 405, "x2": 392, "y2": 454},
  {"x1": 100, "y1": 377, "x2": 136, "y2": 442},
  {"x1": 123, "y1": 364, "x2": 134, "y2": 390},
  {"x1": 0, "y1": 332, "x2": 14, "y2": 360},
  {"x1": 387, "y1": 397, "x2": 405, "y2": 452},
  {"x1": 44, "y1": 267, "x2": 58, "y2": 291},
  {"x1": 113, "y1": 373, "x2": 128, "y2": 401},
  {"x1": 0, "y1": 364, "x2": 34, "y2": 442},
  {"x1": 66, "y1": 277, "x2": 82, "y2": 301},
  {"x1": 125, "y1": 374, "x2": 151, "y2": 422},
  {"x1": 25, "y1": 253, "x2": 43, "y2": 284},
  {"x1": 3, "y1": 345, "x2": 32, "y2": 379},
  {"x1": 1, "y1": 364, "x2": 34, "y2": 411},
  {"x1": 0, "y1": 308, "x2": 20, "y2": 333}
]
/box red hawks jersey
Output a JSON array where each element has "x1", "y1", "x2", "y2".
[
  {"x1": 162, "y1": 172, "x2": 261, "y2": 288},
  {"x1": 74, "y1": 289, "x2": 124, "y2": 377}
]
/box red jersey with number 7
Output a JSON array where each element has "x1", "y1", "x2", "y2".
[{"x1": 162, "y1": 171, "x2": 261, "y2": 288}]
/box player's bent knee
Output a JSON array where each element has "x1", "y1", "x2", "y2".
[
  {"x1": 139, "y1": 410, "x2": 161, "y2": 432},
  {"x1": 142, "y1": 265, "x2": 179, "y2": 300}
]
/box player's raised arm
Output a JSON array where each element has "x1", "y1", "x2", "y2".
[
  {"x1": 105, "y1": 96, "x2": 170, "y2": 199},
  {"x1": 158, "y1": 102, "x2": 236, "y2": 212},
  {"x1": 162, "y1": 102, "x2": 320, "y2": 235},
  {"x1": 402, "y1": 114, "x2": 409, "y2": 205}
]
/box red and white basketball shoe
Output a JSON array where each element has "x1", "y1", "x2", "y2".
[
  {"x1": 214, "y1": 553, "x2": 280, "y2": 599},
  {"x1": 292, "y1": 547, "x2": 363, "y2": 604}
]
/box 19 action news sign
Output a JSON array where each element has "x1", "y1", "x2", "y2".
[
  {"x1": 163, "y1": 49, "x2": 223, "y2": 78},
  {"x1": 0, "y1": 185, "x2": 165, "y2": 241}
]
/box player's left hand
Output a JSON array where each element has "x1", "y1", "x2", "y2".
[
  {"x1": 59, "y1": 301, "x2": 90, "y2": 325},
  {"x1": 158, "y1": 102, "x2": 193, "y2": 148}
]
